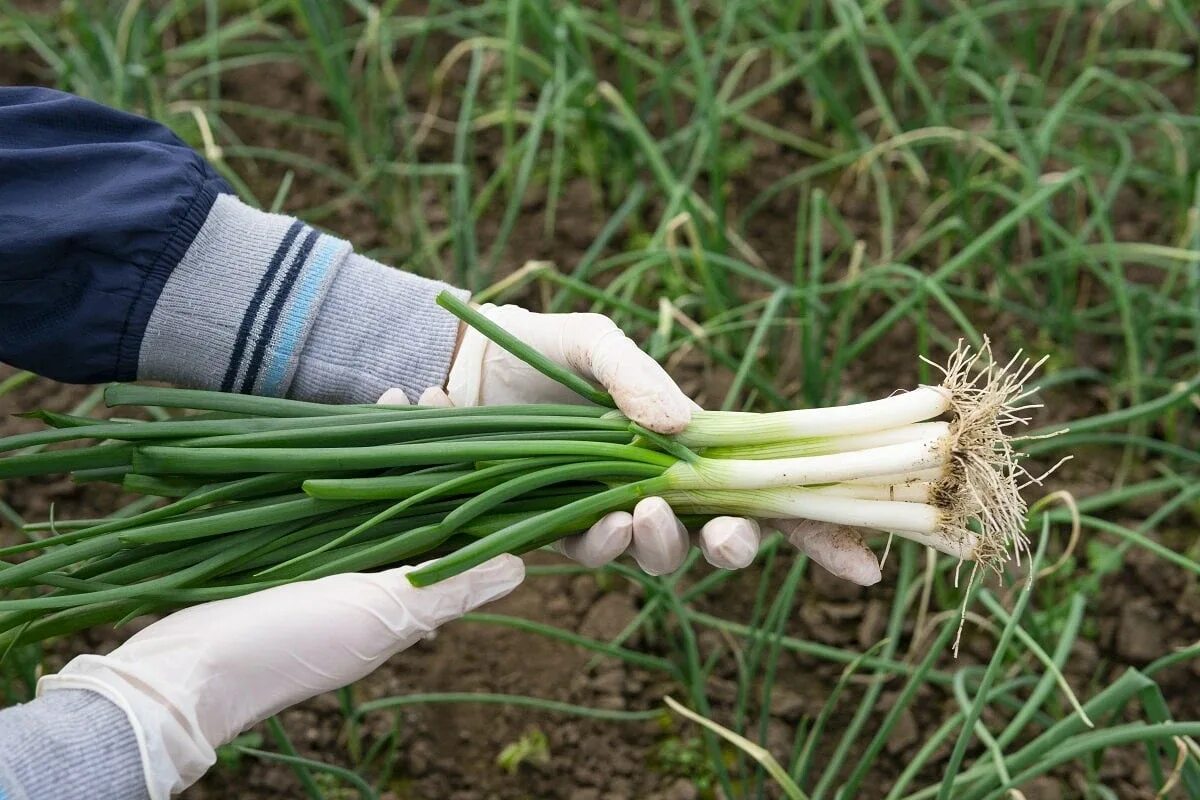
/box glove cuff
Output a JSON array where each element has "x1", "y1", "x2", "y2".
[
  {"x1": 445, "y1": 302, "x2": 503, "y2": 407},
  {"x1": 40, "y1": 657, "x2": 216, "y2": 800}
]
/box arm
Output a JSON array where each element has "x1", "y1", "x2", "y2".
[
  {"x1": 0, "y1": 558, "x2": 521, "y2": 800},
  {"x1": 2, "y1": 88, "x2": 878, "y2": 582},
  {"x1": 0, "y1": 87, "x2": 876, "y2": 800},
  {"x1": 0, "y1": 690, "x2": 149, "y2": 800},
  {"x1": 0, "y1": 88, "x2": 489, "y2": 800},
  {"x1": 0, "y1": 86, "x2": 463, "y2": 403}
]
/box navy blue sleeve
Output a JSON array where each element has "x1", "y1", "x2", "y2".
[{"x1": 0, "y1": 87, "x2": 233, "y2": 383}]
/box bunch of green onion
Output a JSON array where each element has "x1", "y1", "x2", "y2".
[{"x1": 0, "y1": 293, "x2": 1043, "y2": 646}]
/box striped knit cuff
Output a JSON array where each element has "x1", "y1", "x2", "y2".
[
  {"x1": 288, "y1": 254, "x2": 468, "y2": 404},
  {"x1": 138, "y1": 194, "x2": 351, "y2": 397},
  {"x1": 0, "y1": 690, "x2": 150, "y2": 800}
]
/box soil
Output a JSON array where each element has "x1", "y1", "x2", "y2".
[{"x1": 2, "y1": 6, "x2": 1198, "y2": 799}]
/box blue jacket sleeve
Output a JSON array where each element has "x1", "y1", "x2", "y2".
[{"x1": 0, "y1": 86, "x2": 233, "y2": 383}]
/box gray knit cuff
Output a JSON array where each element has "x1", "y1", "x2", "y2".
[
  {"x1": 289, "y1": 253, "x2": 468, "y2": 404},
  {"x1": 138, "y1": 193, "x2": 351, "y2": 397},
  {"x1": 0, "y1": 689, "x2": 150, "y2": 800}
]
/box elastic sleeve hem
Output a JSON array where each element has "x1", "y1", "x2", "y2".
[{"x1": 116, "y1": 175, "x2": 227, "y2": 381}]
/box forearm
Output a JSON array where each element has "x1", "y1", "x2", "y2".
[
  {"x1": 140, "y1": 194, "x2": 466, "y2": 403},
  {"x1": 0, "y1": 690, "x2": 150, "y2": 800},
  {"x1": 0, "y1": 87, "x2": 466, "y2": 403}
]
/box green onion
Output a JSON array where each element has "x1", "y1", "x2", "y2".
[{"x1": 0, "y1": 291, "x2": 1045, "y2": 643}]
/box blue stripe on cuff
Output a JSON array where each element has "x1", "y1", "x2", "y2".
[
  {"x1": 261, "y1": 236, "x2": 343, "y2": 396},
  {"x1": 137, "y1": 194, "x2": 352, "y2": 400},
  {"x1": 238, "y1": 227, "x2": 320, "y2": 394},
  {"x1": 220, "y1": 218, "x2": 305, "y2": 392}
]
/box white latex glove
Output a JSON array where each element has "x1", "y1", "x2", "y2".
[
  {"x1": 38, "y1": 555, "x2": 524, "y2": 799},
  {"x1": 439, "y1": 303, "x2": 695, "y2": 433},
  {"x1": 382, "y1": 303, "x2": 881, "y2": 584}
]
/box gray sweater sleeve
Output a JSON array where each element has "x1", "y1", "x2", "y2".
[
  {"x1": 0, "y1": 689, "x2": 150, "y2": 800},
  {"x1": 137, "y1": 193, "x2": 468, "y2": 404}
]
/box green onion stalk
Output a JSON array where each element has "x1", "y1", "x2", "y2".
[{"x1": 0, "y1": 292, "x2": 1045, "y2": 645}]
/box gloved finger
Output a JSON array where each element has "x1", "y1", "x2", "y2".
[
  {"x1": 773, "y1": 519, "x2": 881, "y2": 586},
  {"x1": 555, "y1": 511, "x2": 633, "y2": 568},
  {"x1": 365, "y1": 554, "x2": 526, "y2": 647},
  {"x1": 446, "y1": 304, "x2": 587, "y2": 408},
  {"x1": 630, "y1": 497, "x2": 690, "y2": 575},
  {"x1": 585, "y1": 327, "x2": 693, "y2": 435},
  {"x1": 699, "y1": 516, "x2": 761, "y2": 569},
  {"x1": 418, "y1": 386, "x2": 455, "y2": 407},
  {"x1": 376, "y1": 387, "x2": 412, "y2": 405},
  {"x1": 523, "y1": 310, "x2": 691, "y2": 434}
]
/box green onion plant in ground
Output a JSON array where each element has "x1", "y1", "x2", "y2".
[{"x1": 0, "y1": 291, "x2": 1045, "y2": 646}]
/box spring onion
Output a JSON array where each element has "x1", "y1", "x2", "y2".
[{"x1": 0, "y1": 291, "x2": 1048, "y2": 645}]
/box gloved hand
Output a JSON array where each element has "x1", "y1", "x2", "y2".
[
  {"x1": 38, "y1": 555, "x2": 524, "y2": 799},
  {"x1": 380, "y1": 303, "x2": 881, "y2": 585}
]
